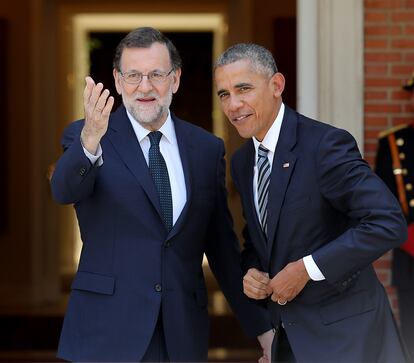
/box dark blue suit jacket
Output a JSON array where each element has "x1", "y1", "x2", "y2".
[
  {"x1": 231, "y1": 106, "x2": 407, "y2": 362},
  {"x1": 51, "y1": 105, "x2": 271, "y2": 362}
]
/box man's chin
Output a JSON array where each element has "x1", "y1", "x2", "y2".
[
  {"x1": 134, "y1": 110, "x2": 169, "y2": 129},
  {"x1": 131, "y1": 109, "x2": 160, "y2": 124},
  {"x1": 235, "y1": 127, "x2": 253, "y2": 139},
  {"x1": 126, "y1": 101, "x2": 169, "y2": 127},
  {"x1": 138, "y1": 116, "x2": 158, "y2": 125}
]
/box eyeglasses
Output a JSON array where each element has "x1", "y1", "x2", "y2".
[{"x1": 119, "y1": 69, "x2": 174, "y2": 85}]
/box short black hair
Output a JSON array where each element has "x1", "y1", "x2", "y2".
[
  {"x1": 214, "y1": 43, "x2": 277, "y2": 78},
  {"x1": 113, "y1": 27, "x2": 182, "y2": 71}
]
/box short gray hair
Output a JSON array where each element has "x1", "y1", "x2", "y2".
[
  {"x1": 113, "y1": 27, "x2": 182, "y2": 72},
  {"x1": 214, "y1": 43, "x2": 278, "y2": 77}
]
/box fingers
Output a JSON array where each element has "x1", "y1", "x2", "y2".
[
  {"x1": 243, "y1": 268, "x2": 271, "y2": 300},
  {"x1": 269, "y1": 272, "x2": 289, "y2": 303},
  {"x1": 270, "y1": 293, "x2": 289, "y2": 304},
  {"x1": 269, "y1": 275, "x2": 291, "y2": 303},
  {"x1": 243, "y1": 270, "x2": 269, "y2": 290},
  {"x1": 81, "y1": 76, "x2": 114, "y2": 150},
  {"x1": 84, "y1": 77, "x2": 112, "y2": 118},
  {"x1": 248, "y1": 268, "x2": 270, "y2": 284},
  {"x1": 88, "y1": 82, "x2": 104, "y2": 114},
  {"x1": 95, "y1": 88, "x2": 110, "y2": 113},
  {"x1": 102, "y1": 96, "x2": 115, "y2": 118},
  {"x1": 83, "y1": 77, "x2": 113, "y2": 124},
  {"x1": 265, "y1": 283, "x2": 273, "y2": 296},
  {"x1": 244, "y1": 283, "x2": 269, "y2": 299},
  {"x1": 268, "y1": 260, "x2": 310, "y2": 304},
  {"x1": 83, "y1": 76, "x2": 95, "y2": 105}
]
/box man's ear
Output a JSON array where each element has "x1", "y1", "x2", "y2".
[
  {"x1": 171, "y1": 68, "x2": 181, "y2": 94},
  {"x1": 113, "y1": 68, "x2": 122, "y2": 95},
  {"x1": 271, "y1": 72, "x2": 285, "y2": 98}
]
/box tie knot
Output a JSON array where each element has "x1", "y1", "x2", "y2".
[
  {"x1": 148, "y1": 131, "x2": 163, "y2": 146},
  {"x1": 258, "y1": 144, "x2": 269, "y2": 158}
]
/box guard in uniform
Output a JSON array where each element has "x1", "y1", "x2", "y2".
[{"x1": 375, "y1": 72, "x2": 414, "y2": 362}]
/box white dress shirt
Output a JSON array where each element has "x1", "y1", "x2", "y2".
[
  {"x1": 252, "y1": 103, "x2": 325, "y2": 281},
  {"x1": 83, "y1": 110, "x2": 187, "y2": 226}
]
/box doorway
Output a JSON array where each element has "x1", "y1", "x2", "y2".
[{"x1": 65, "y1": 13, "x2": 227, "y2": 269}]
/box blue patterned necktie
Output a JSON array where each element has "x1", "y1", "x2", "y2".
[
  {"x1": 257, "y1": 144, "x2": 271, "y2": 235},
  {"x1": 148, "y1": 131, "x2": 173, "y2": 232}
]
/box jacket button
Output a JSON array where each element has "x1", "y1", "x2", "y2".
[
  {"x1": 155, "y1": 284, "x2": 162, "y2": 292},
  {"x1": 79, "y1": 166, "x2": 87, "y2": 176},
  {"x1": 396, "y1": 138, "x2": 404, "y2": 146},
  {"x1": 164, "y1": 241, "x2": 171, "y2": 247},
  {"x1": 342, "y1": 281, "x2": 348, "y2": 287}
]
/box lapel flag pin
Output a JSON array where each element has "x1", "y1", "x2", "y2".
[{"x1": 283, "y1": 162, "x2": 290, "y2": 168}]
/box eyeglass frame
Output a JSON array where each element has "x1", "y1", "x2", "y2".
[{"x1": 118, "y1": 68, "x2": 175, "y2": 85}]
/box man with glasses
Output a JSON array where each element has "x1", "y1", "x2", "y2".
[
  {"x1": 51, "y1": 27, "x2": 271, "y2": 362},
  {"x1": 214, "y1": 43, "x2": 408, "y2": 362}
]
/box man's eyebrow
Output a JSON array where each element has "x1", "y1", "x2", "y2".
[
  {"x1": 217, "y1": 82, "x2": 253, "y2": 96},
  {"x1": 235, "y1": 82, "x2": 252, "y2": 88}
]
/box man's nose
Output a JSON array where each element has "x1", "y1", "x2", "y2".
[
  {"x1": 228, "y1": 96, "x2": 243, "y2": 111},
  {"x1": 138, "y1": 75, "x2": 153, "y2": 93}
]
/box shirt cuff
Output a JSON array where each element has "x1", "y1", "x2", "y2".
[
  {"x1": 303, "y1": 255, "x2": 325, "y2": 281},
  {"x1": 83, "y1": 143, "x2": 103, "y2": 166}
]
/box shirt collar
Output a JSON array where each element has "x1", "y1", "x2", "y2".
[
  {"x1": 252, "y1": 102, "x2": 285, "y2": 155},
  {"x1": 126, "y1": 109, "x2": 175, "y2": 145}
]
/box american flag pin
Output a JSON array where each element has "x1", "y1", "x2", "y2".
[{"x1": 283, "y1": 162, "x2": 290, "y2": 168}]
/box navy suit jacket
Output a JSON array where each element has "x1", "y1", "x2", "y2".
[
  {"x1": 231, "y1": 106, "x2": 407, "y2": 362},
  {"x1": 51, "y1": 105, "x2": 271, "y2": 362}
]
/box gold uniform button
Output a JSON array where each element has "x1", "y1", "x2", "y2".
[
  {"x1": 407, "y1": 183, "x2": 413, "y2": 191},
  {"x1": 400, "y1": 153, "x2": 406, "y2": 160},
  {"x1": 393, "y1": 168, "x2": 403, "y2": 175},
  {"x1": 403, "y1": 168, "x2": 408, "y2": 175},
  {"x1": 396, "y1": 138, "x2": 405, "y2": 146},
  {"x1": 410, "y1": 200, "x2": 414, "y2": 208}
]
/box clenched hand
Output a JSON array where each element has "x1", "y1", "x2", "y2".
[
  {"x1": 268, "y1": 259, "x2": 310, "y2": 304},
  {"x1": 243, "y1": 268, "x2": 272, "y2": 300}
]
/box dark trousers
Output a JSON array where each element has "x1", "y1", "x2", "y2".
[
  {"x1": 398, "y1": 289, "x2": 414, "y2": 363},
  {"x1": 271, "y1": 326, "x2": 296, "y2": 363},
  {"x1": 141, "y1": 312, "x2": 169, "y2": 362}
]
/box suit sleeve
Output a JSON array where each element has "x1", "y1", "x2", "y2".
[
  {"x1": 205, "y1": 139, "x2": 272, "y2": 337},
  {"x1": 51, "y1": 120, "x2": 100, "y2": 204},
  {"x1": 311, "y1": 128, "x2": 407, "y2": 288},
  {"x1": 230, "y1": 157, "x2": 263, "y2": 274}
]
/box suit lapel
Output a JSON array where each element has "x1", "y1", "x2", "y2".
[
  {"x1": 266, "y1": 107, "x2": 298, "y2": 252},
  {"x1": 106, "y1": 106, "x2": 163, "y2": 221},
  {"x1": 166, "y1": 115, "x2": 193, "y2": 240}
]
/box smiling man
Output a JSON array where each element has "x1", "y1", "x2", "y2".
[
  {"x1": 51, "y1": 28, "x2": 271, "y2": 362},
  {"x1": 214, "y1": 43, "x2": 408, "y2": 363}
]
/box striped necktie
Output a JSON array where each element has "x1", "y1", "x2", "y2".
[
  {"x1": 257, "y1": 144, "x2": 271, "y2": 235},
  {"x1": 148, "y1": 131, "x2": 173, "y2": 232}
]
